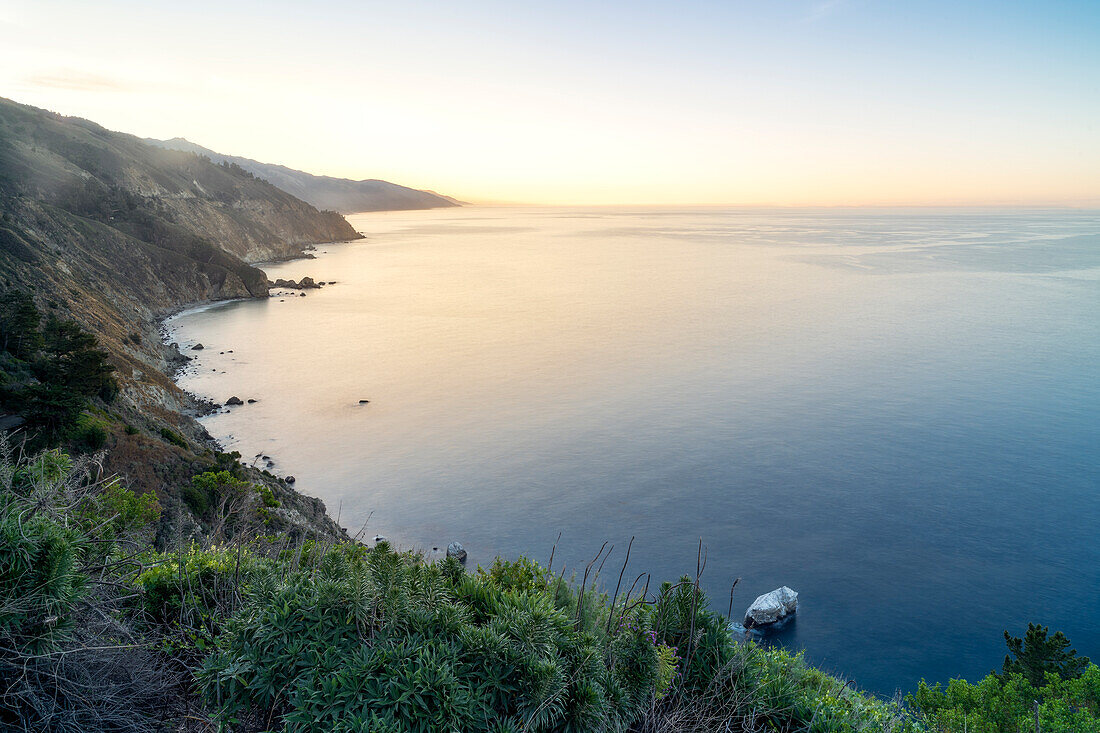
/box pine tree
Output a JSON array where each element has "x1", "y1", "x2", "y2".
[
  {"x1": 1002, "y1": 623, "x2": 1090, "y2": 687},
  {"x1": 0, "y1": 289, "x2": 43, "y2": 360}
]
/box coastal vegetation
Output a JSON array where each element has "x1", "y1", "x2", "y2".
[
  {"x1": 0, "y1": 289, "x2": 116, "y2": 446},
  {"x1": 2, "y1": 442, "x2": 1097, "y2": 731}
]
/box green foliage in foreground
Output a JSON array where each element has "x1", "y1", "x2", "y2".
[
  {"x1": 906, "y1": 624, "x2": 1100, "y2": 732},
  {"x1": 1, "y1": 449, "x2": 160, "y2": 655},
  {"x1": 907, "y1": 666, "x2": 1100, "y2": 732},
  {"x1": 198, "y1": 545, "x2": 665, "y2": 732},
  {"x1": 194, "y1": 545, "x2": 911, "y2": 733},
  {"x1": 3, "y1": 443, "x2": 1100, "y2": 732},
  {"x1": 0, "y1": 444, "x2": 168, "y2": 730}
]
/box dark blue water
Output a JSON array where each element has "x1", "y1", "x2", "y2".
[{"x1": 172, "y1": 207, "x2": 1100, "y2": 695}]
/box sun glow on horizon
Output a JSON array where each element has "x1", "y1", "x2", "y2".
[{"x1": 3, "y1": 0, "x2": 1098, "y2": 207}]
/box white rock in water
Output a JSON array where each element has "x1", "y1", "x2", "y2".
[
  {"x1": 446, "y1": 541, "x2": 468, "y2": 563},
  {"x1": 744, "y1": 586, "x2": 798, "y2": 628}
]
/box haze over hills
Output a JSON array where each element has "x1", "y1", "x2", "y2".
[
  {"x1": 147, "y1": 137, "x2": 460, "y2": 214},
  {"x1": 0, "y1": 95, "x2": 355, "y2": 535}
]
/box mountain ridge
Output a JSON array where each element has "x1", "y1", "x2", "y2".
[{"x1": 147, "y1": 136, "x2": 461, "y2": 213}]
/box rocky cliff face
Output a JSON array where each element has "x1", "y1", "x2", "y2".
[{"x1": 0, "y1": 96, "x2": 357, "y2": 541}]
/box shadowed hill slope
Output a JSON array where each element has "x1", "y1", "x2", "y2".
[
  {"x1": 0, "y1": 96, "x2": 355, "y2": 540},
  {"x1": 149, "y1": 136, "x2": 460, "y2": 213}
]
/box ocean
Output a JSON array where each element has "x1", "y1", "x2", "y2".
[{"x1": 167, "y1": 206, "x2": 1100, "y2": 695}]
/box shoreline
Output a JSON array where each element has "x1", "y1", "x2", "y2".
[{"x1": 154, "y1": 240, "x2": 365, "y2": 541}]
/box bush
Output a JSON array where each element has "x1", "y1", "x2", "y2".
[
  {"x1": 0, "y1": 502, "x2": 86, "y2": 653},
  {"x1": 75, "y1": 478, "x2": 160, "y2": 560},
  {"x1": 0, "y1": 444, "x2": 173, "y2": 732},
  {"x1": 159, "y1": 426, "x2": 188, "y2": 449},
  {"x1": 908, "y1": 626, "x2": 1099, "y2": 732},
  {"x1": 908, "y1": 666, "x2": 1100, "y2": 732},
  {"x1": 136, "y1": 544, "x2": 266, "y2": 662},
  {"x1": 70, "y1": 412, "x2": 109, "y2": 451},
  {"x1": 199, "y1": 547, "x2": 664, "y2": 732}
]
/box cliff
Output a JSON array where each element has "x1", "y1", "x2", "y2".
[{"x1": 0, "y1": 96, "x2": 356, "y2": 541}]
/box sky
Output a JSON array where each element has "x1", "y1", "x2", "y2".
[{"x1": 1, "y1": 0, "x2": 1098, "y2": 206}]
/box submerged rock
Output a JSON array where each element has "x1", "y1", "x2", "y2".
[
  {"x1": 225, "y1": 396, "x2": 244, "y2": 406},
  {"x1": 447, "y1": 541, "x2": 468, "y2": 563},
  {"x1": 285, "y1": 476, "x2": 296, "y2": 484},
  {"x1": 358, "y1": 399, "x2": 370, "y2": 404},
  {"x1": 191, "y1": 343, "x2": 204, "y2": 350},
  {"x1": 744, "y1": 586, "x2": 798, "y2": 628}
]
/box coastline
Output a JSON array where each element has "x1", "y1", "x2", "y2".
[{"x1": 152, "y1": 240, "x2": 367, "y2": 542}]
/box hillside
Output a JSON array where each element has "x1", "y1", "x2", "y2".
[
  {"x1": 0, "y1": 96, "x2": 355, "y2": 541},
  {"x1": 148, "y1": 136, "x2": 461, "y2": 213}
]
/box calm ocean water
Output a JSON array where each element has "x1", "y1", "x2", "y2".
[{"x1": 168, "y1": 207, "x2": 1100, "y2": 696}]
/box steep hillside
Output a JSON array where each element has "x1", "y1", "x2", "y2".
[
  {"x1": 0, "y1": 96, "x2": 355, "y2": 541},
  {"x1": 149, "y1": 136, "x2": 460, "y2": 213}
]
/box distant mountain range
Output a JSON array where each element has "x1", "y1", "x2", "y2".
[{"x1": 146, "y1": 137, "x2": 460, "y2": 214}]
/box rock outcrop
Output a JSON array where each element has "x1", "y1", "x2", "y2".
[
  {"x1": 744, "y1": 586, "x2": 799, "y2": 628},
  {"x1": 271, "y1": 277, "x2": 322, "y2": 290},
  {"x1": 447, "y1": 542, "x2": 468, "y2": 563}
]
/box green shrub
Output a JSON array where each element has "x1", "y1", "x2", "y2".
[
  {"x1": 136, "y1": 544, "x2": 266, "y2": 660},
  {"x1": 71, "y1": 412, "x2": 109, "y2": 451},
  {"x1": 182, "y1": 469, "x2": 254, "y2": 529},
  {"x1": 0, "y1": 503, "x2": 86, "y2": 653},
  {"x1": 256, "y1": 484, "x2": 280, "y2": 509},
  {"x1": 75, "y1": 479, "x2": 160, "y2": 559},
  {"x1": 0, "y1": 444, "x2": 174, "y2": 732},
  {"x1": 159, "y1": 426, "x2": 188, "y2": 448},
  {"x1": 650, "y1": 576, "x2": 734, "y2": 693},
  {"x1": 908, "y1": 665, "x2": 1100, "y2": 732},
  {"x1": 199, "y1": 547, "x2": 663, "y2": 732},
  {"x1": 11, "y1": 447, "x2": 72, "y2": 488},
  {"x1": 212, "y1": 449, "x2": 245, "y2": 477}
]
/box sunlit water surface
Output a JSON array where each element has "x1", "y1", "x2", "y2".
[{"x1": 169, "y1": 207, "x2": 1100, "y2": 695}]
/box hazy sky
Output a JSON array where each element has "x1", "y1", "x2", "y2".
[{"x1": 2, "y1": 1, "x2": 1098, "y2": 205}]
